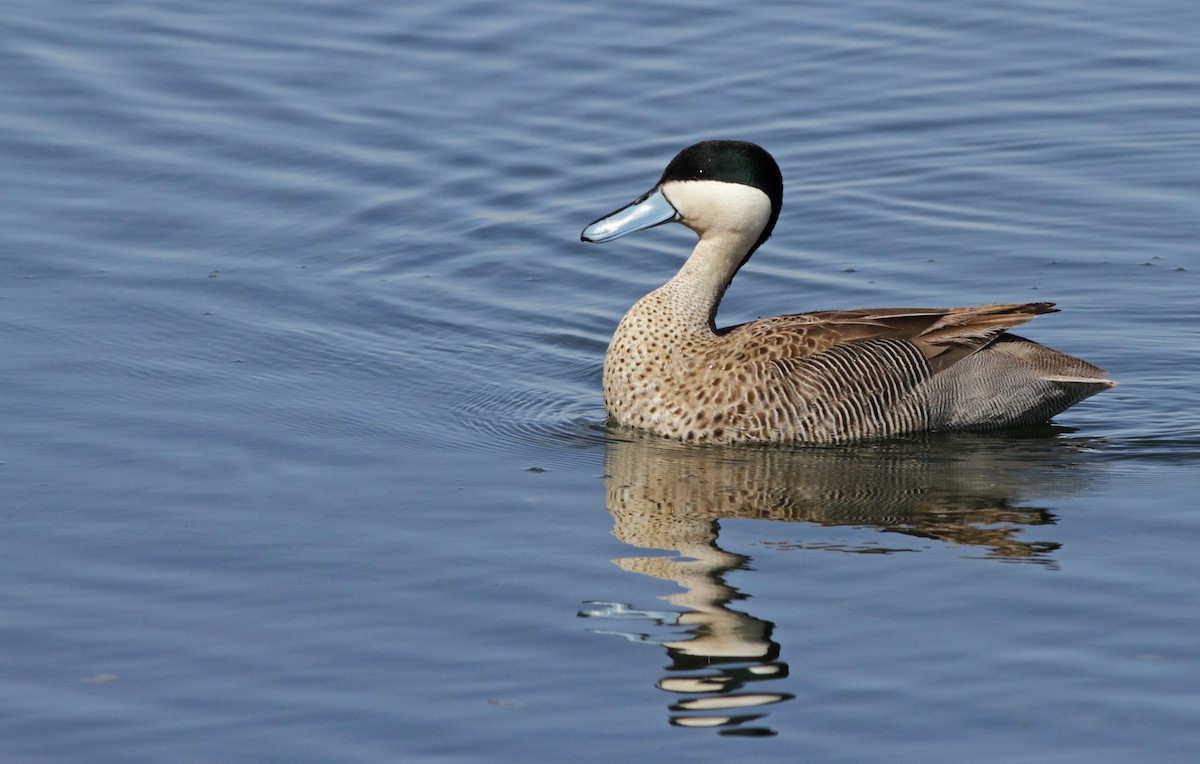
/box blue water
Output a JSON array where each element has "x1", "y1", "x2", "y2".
[{"x1": 3, "y1": 0, "x2": 1198, "y2": 761}]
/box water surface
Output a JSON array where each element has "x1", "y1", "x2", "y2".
[{"x1": 2, "y1": 0, "x2": 1198, "y2": 761}]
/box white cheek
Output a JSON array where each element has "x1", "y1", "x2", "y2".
[{"x1": 661, "y1": 180, "x2": 772, "y2": 236}]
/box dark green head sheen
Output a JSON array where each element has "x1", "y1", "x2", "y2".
[{"x1": 661, "y1": 140, "x2": 784, "y2": 252}]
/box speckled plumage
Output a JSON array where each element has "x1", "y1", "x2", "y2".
[{"x1": 583, "y1": 141, "x2": 1114, "y2": 444}]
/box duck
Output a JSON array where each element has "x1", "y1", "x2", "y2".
[{"x1": 581, "y1": 140, "x2": 1114, "y2": 444}]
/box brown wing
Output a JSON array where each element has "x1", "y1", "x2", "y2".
[{"x1": 720, "y1": 302, "x2": 1058, "y2": 373}]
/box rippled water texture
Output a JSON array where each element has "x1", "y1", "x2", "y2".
[{"x1": 3, "y1": 0, "x2": 1198, "y2": 761}]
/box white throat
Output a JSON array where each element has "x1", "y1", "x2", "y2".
[{"x1": 661, "y1": 179, "x2": 773, "y2": 245}]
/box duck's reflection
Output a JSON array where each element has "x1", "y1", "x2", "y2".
[{"x1": 579, "y1": 429, "x2": 1100, "y2": 736}]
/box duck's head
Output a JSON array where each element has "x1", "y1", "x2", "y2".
[{"x1": 581, "y1": 140, "x2": 784, "y2": 264}]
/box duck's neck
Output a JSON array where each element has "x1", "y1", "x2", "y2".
[{"x1": 649, "y1": 233, "x2": 753, "y2": 334}]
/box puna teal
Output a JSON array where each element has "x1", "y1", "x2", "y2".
[{"x1": 581, "y1": 140, "x2": 1114, "y2": 444}]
